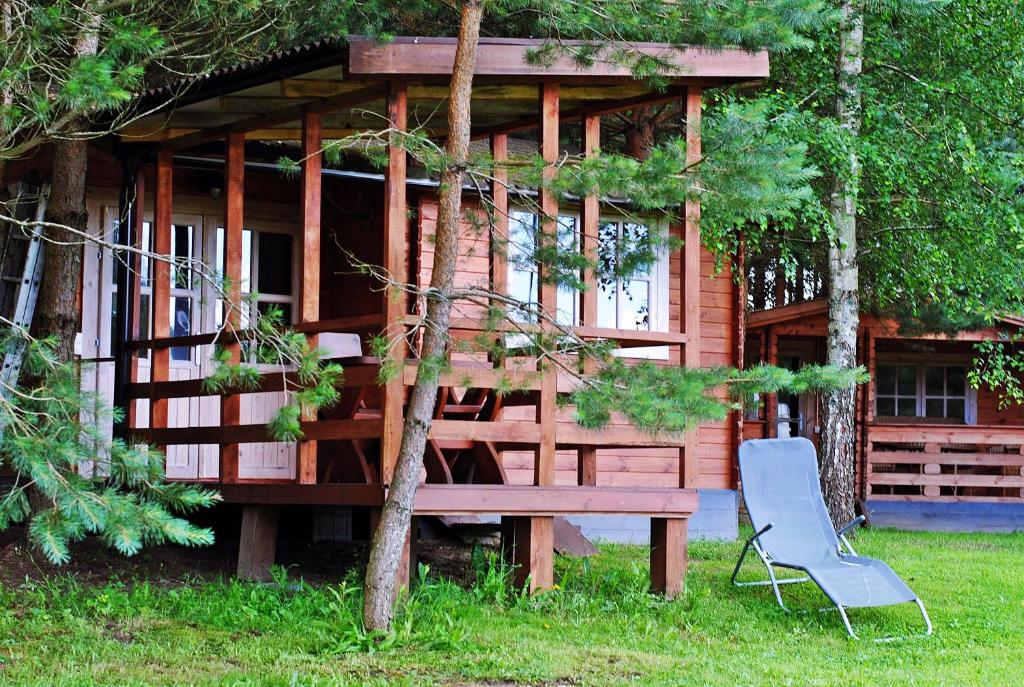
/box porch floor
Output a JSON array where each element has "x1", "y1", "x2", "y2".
[{"x1": 866, "y1": 500, "x2": 1024, "y2": 533}]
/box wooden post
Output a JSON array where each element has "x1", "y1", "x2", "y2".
[
  {"x1": 380, "y1": 82, "x2": 408, "y2": 486},
  {"x1": 237, "y1": 505, "x2": 279, "y2": 581},
  {"x1": 765, "y1": 326, "x2": 779, "y2": 438},
  {"x1": 220, "y1": 132, "x2": 244, "y2": 484},
  {"x1": 150, "y1": 151, "x2": 172, "y2": 445},
  {"x1": 650, "y1": 517, "x2": 688, "y2": 597},
  {"x1": 127, "y1": 172, "x2": 145, "y2": 430},
  {"x1": 577, "y1": 114, "x2": 601, "y2": 486},
  {"x1": 489, "y1": 133, "x2": 509, "y2": 302},
  {"x1": 680, "y1": 87, "x2": 703, "y2": 489},
  {"x1": 297, "y1": 112, "x2": 322, "y2": 485},
  {"x1": 536, "y1": 82, "x2": 559, "y2": 488},
  {"x1": 393, "y1": 516, "x2": 418, "y2": 592},
  {"x1": 501, "y1": 515, "x2": 554, "y2": 592},
  {"x1": 732, "y1": 236, "x2": 747, "y2": 486}
]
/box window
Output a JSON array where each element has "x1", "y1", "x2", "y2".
[
  {"x1": 215, "y1": 227, "x2": 295, "y2": 327},
  {"x1": 506, "y1": 209, "x2": 669, "y2": 354},
  {"x1": 876, "y1": 363, "x2": 973, "y2": 423}
]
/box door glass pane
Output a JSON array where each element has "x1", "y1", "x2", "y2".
[
  {"x1": 597, "y1": 222, "x2": 618, "y2": 277},
  {"x1": 622, "y1": 222, "x2": 651, "y2": 278},
  {"x1": 925, "y1": 398, "x2": 944, "y2": 417},
  {"x1": 170, "y1": 224, "x2": 193, "y2": 290},
  {"x1": 257, "y1": 232, "x2": 293, "y2": 296},
  {"x1": 924, "y1": 367, "x2": 944, "y2": 395},
  {"x1": 140, "y1": 221, "x2": 152, "y2": 287},
  {"x1": 897, "y1": 366, "x2": 917, "y2": 395},
  {"x1": 621, "y1": 279, "x2": 650, "y2": 330},
  {"x1": 507, "y1": 212, "x2": 537, "y2": 321},
  {"x1": 170, "y1": 296, "x2": 192, "y2": 361},
  {"x1": 257, "y1": 300, "x2": 292, "y2": 325},
  {"x1": 241, "y1": 229, "x2": 252, "y2": 294},
  {"x1": 597, "y1": 281, "x2": 616, "y2": 328},
  {"x1": 876, "y1": 365, "x2": 896, "y2": 395},
  {"x1": 876, "y1": 397, "x2": 895, "y2": 416},
  {"x1": 946, "y1": 367, "x2": 966, "y2": 395}
]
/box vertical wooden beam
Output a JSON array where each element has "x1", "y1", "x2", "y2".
[
  {"x1": 577, "y1": 114, "x2": 601, "y2": 486},
  {"x1": 650, "y1": 517, "x2": 689, "y2": 597},
  {"x1": 680, "y1": 87, "x2": 703, "y2": 489},
  {"x1": 489, "y1": 133, "x2": 509, "y2": 301},
  {"x1": 535, "y1": 82, "x2": 559, "y2": 487},
  {"x1": 220, "y1": 132, "x2": 244, "y2": 484},
  {"x1": 237, "y1": 505, "x2": 279, "y2": 581},
  {"x1": 297, "y1": 112, "x2": 322, "y2": 485},
  {"x1": 732, "y1": 236, "x2": 747, "y2": 487},
  {"x1": 127, "y1": 172, "x2": 145, "y2": 429},
  {"x1": 765, "y1": 326, "x2": 779, "y2": 438},
  {"x1": 501, "y1": 515, "x2": 554, "y2": 592},
  {"x1": 380, "y1": 82, "x2": 408, "y2": 485},
  {"x1": 150, "y1": 151, "x2": 172, "y2": 444}
]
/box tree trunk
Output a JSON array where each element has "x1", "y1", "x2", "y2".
[
  {"x1": 363, "y1": 0, "x2": 484, "y2": 633},
  {"x1": 29, "y1": 8, "x2": 100, "y2": 363},
  {"x1": 819, "y1": 0, "x2": 863, "y2": 527}
]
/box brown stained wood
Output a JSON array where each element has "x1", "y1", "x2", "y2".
[
  {"x1": 150, "y1": 151, "x2": 173, "y2": 440},
  {"x1": 650, "y1": 517, "x2": 688, "y2": 597},
  {"x1": 865, "y1": 451, "x2": 1024, "y2": 467},
  {"x1": 297, "y1": 112, "x2": 323, "y2": 485},
  {"x1": 413, "y1": 484, "x2": 699, "y2": 516},
  {"x1": 868, "y1": 424, "x2": 1024, "y2": 446},
  {"x1": 219, "y1": 483, "x2": 385, "y2": 506},
  {"x1": 220, "y1": 132, "x2": 245, "y2": 485},
  {"x1": 680, "y1": 88, "x2": 703, "y2": 489},
  {"x1": 501, "y1": 515, "x2": 554, "y2": 592},
  {"x1": 425, "y1": 440, "x2": 455, "y2": 484},
  {"x1": 127, "y1": 172, "x2": 145, "y2": 429},
  {"x1": 144, "y1": 419, "x2": 383, "y2": 446},
  {"x1": 471, "y1": 442, "x2": 508, "y2": 485},
  {"x1": 576, "y1": 114, "x2": 601, "y2": 486},
  {"x1": 535, "y1": 82, "x2": 559, "y2": 487},
  {"x1": 552, "y1": 517, "x2": 599, "y2": 557},
  {"x1": 347, "y1": 36, "x2": 769, "y2": 81},
  {"x1": 163, "y1": 84, "x2": 387, "y2": 150},
  {"x1": 380, "y1": 81, "x2": 408, "y2": 486},
  {"x1": 870, "y1": 473, "x2": 1024, "y2": 488},
  {"x1": 237, "y1": 505, "x2": 279, "y2": 581},
  {"x1": 489, "y1": 133, "x2": 509, "y2": 304}
]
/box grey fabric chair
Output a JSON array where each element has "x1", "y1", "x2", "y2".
[{"x1": 732, "y1": 437, "x2": 932, "y2": 639}]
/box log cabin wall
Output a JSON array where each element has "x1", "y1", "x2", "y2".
[{"x1": 416, "y1": 194, "x2": 741, "y2": 491}]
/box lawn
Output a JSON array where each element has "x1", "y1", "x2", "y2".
[{"x1": 1, "y1": 528, "x2": 1022, "y2": 686}]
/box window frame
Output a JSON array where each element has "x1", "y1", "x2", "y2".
[
  {"x1": 874, "y1": 358, "x2": 977, "y2": 424},
  {"x1": 505, "y1": 205, "x2": 671, "y2": 360}
]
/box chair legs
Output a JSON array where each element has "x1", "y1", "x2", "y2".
[{"x1": 731, "y1": 536, "x2": 809, "y2": 611}]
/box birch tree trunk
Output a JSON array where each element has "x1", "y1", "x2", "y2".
[
  {"x1": 819, "y1": 0, "x2": 863, "y2": 527},
  {"x1": 31, "y1": 8, "x2": 101, "y2": 363},
  {"x1": 363, "y1": 0, "x2": 484, "y2": 633}
]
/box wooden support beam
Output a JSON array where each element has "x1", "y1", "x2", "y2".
[
  {"x1": 237, "y1": 505, "x2": 279, "y2": 581},
  {"x1": 650, "y1": 517, "x2": 688, "y2": 598},
  {"x1": 489, "y1": 133, "x2": 509, "y2": 304},
  {"x1": 731, "y1": 235, "x2": 747, "y2": 488},
  {"x1": 297, "y1": 112, "x2": 323, "y2": 485},
  {"x1": 220, "y1": 132, "x2": 244, "y2": 485},
  {"x1": 680, "y1": 87, "x2": 702, "y2": 489},
  {"x1": 577, "y1": 114, "x2": 601, "y2": 486},
  {"x1": 150, "y1": 151, "x2": 172, "y2": 444},
  {"x1": 501, "y1": 515, "x2": 554, "y2": 593},
  {"x1": 380, "y1": 82, "x2": 408, "y2": 485},
  {"x1": 535, "y1": 83, "x2": 559, "y2": 487}
]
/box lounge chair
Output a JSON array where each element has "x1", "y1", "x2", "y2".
[{"x1": 732, "y1": 437, "x2": 932, "y2": 640}]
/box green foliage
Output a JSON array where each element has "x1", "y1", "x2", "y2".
[
  {"x1": 0, "y1": 331, "x2": 219, "y2": 564},
  {"x1": 571, "y1": 360, "x2": 868, "y2": 432},
  {"x1": 203, "y1": 305, "x2": 343, "y2": 442},
  {"x1": 970, "y1": 337, "x2": 1024, "y2": 409}
]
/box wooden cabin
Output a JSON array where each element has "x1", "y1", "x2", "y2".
[
  {"x1": 745, "y1": 290, "x2": 1024, "y2": 522},
  {"x1": 2, "y1": 37, "x2": 767, "y2": 591}
]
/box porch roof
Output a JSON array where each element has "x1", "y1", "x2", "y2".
[{"x1": 120, "y1": 35, "x2": 768, "y2": 148}]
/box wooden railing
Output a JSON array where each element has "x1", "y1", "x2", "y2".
[{"x1": 866, "y1": 423, "x2": 1024, "y2": 502}]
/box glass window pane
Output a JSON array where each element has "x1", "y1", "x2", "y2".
[
  {"x1": 597, "y1": 281, "x2": 616, "y2": 328},
  {"x1": 508, "y1": 211, "x2": 537, "y2": 268},
  {"x1": 925, "y1": 398, "x2": 944, "y2": 417},
  {"x1": 946, "y1": 367, "x2": 966, "y2": 396},
  {"x1": 876, "y1": 397, "x2": 895, "y2": 416},
  {"x1": 556, "y1": 286, "x2": 577, "y2": 327},
  {"x1": 257, "y1": 232, "x2": 293, "y2": 296},
  {"x1": 897, "y1": 366, "x2": 917, "y2": 395},
  {"x1": 241, "y1": 229, "x2": 252, "y2": 294},
  {"x1": 171, "y1": 224, "x2": 193, "y2": 290},
  {"x1": 257, "y1": 301, "x2": 292, "y2": 325},
  {"x1": 946, "y1": 398, "x2": 965, "y2": 421},
  {"x1": 876, "y1": 365, "x2": 896, "y2": 395},
  {"x1": 897, "y1": 398, "x2": 917, "y2": 417},
  {"x1": 508, "y1": 269, "x2": 538, "y2": 322},
  {"x1": 621, "y1": 279, "x2": 650, "y2": 330},
  {"x1": 925, "y1": 366, "x2": 944, "y2": 396},
  {"x1": 597, "y1": 222, "x2": 618, "y2": 277},
  {"x1": 140, "y1": 221, "x2": 152, "y2": 287},
  {"x1": 622, "y1": 222, "x2": 651, "y2": 278},
  {"x1": 170, "y1": 296, "x2": 192, "y2": 361}
]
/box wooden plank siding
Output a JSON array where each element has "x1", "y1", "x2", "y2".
[{"x1": 416, "y1": 194, "x2": 739, "y2": 491}]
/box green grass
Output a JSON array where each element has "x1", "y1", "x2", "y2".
[{"x1": 1, "y1": 529, "x2": 1023, "y2": 686}]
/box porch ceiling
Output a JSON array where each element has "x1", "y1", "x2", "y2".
[{"x1": 119, "y1": 35, "x2": 768, "y2": 147}]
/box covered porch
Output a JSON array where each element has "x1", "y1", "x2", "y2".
[{"x1": 111, "y1": 37, "x2": 767, "y2": 589}]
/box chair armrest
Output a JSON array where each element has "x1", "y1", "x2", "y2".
[
  {"x1": 750, "y1": 522, "x2": 774, "y2": 541},
  {"x1": 836, "y1": 514, "x2": 866, "y2": 539}
]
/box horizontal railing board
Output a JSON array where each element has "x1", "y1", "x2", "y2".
[
  {"x1": 868, "y1": 451, "x2": 1024, "y2": 468},
  {"x1": 869, "y1": 473, "x2": 1024, "y2": 488}
]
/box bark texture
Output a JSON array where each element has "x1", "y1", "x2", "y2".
[
  {"x1": 362, "y1": 0, "x2": 484, "y2": 632},
  {"x1": 819, "y1": 0, "x2": 863, "y2": 527}
]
